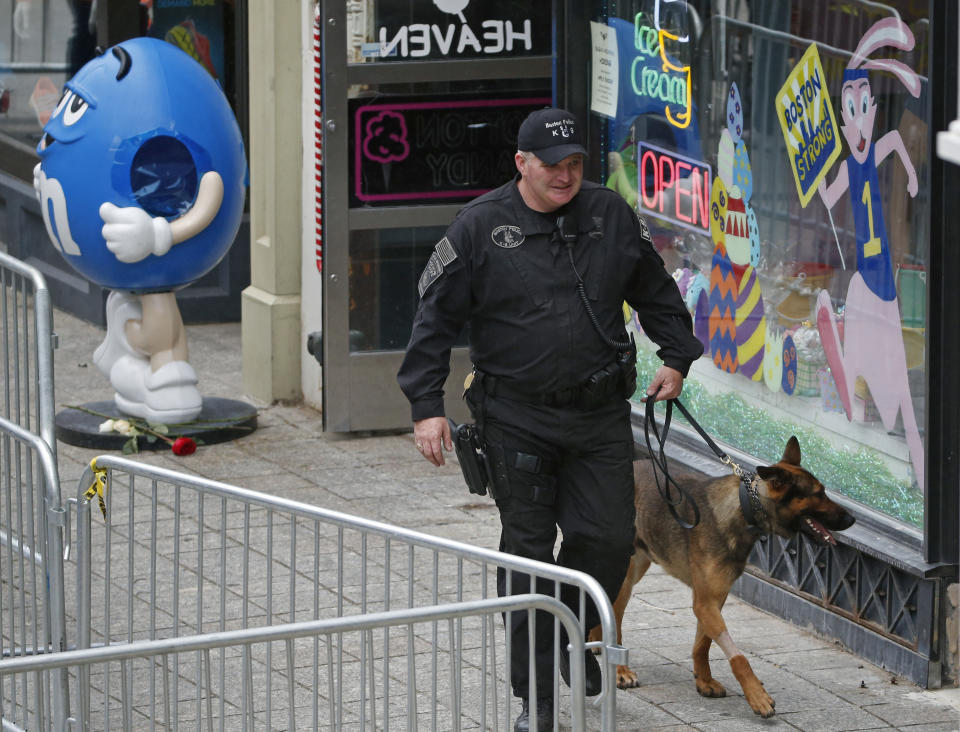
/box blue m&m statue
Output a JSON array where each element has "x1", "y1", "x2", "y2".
[
  {"x1": 33, "y1": 37, "x2": 246, "y2": 425},
  {"x1": 34, "y1": 36, "x2": 245, "y2": 292}
]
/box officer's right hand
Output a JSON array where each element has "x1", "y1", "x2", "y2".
[
  {"x1": 413, "y1": 416, "x2": 452, "y2": 467},
  {"x1": 644, "y1": 365, "x2": 684, "y2": 402}
]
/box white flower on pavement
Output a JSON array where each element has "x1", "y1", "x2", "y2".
[{"x1": 98, "y1": 418, "x2": 137, "y2": 436}]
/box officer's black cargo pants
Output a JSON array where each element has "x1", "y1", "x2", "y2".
[{"x1": 466, "y1": 385, "x2": 636, "y2": 700}]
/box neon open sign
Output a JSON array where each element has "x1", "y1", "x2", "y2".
[{"x1": 636, "y1": 141, "x2": 711, "y2": 234}]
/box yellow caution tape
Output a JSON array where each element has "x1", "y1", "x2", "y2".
[{"x1": 83, "y1": 458, "x2": 108, "y2": 519}]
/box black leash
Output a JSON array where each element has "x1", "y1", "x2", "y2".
[
  {"x1": 643, "y1": 396, "x2": 700, "y2": 529},
  {"x1": 643, "y1": 396, "x2": 767, "y2": 534}
]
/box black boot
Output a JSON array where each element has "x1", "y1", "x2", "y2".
[
  {"x1": 559, "y1": 648, "x2": 602, "y2": 696},
  {"x1": 514, "y1": 696, "x2": 553, "y2": 732}
]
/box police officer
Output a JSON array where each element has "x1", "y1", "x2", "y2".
[{"x1": 398, "y1": 107, "x2": 703, "y2": 731}]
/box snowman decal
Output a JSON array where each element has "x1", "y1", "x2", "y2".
[{"x1": 34, "y1": 38, "x2": 246, "y2": 424}]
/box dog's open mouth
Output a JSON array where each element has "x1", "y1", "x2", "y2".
[{"x1": 800, "y1": 516, "x2": 837, "y2": 545}]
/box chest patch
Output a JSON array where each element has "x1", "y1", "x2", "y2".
[
  {"x1": 589, "y1": 216, "x2": 605, "y2": 239},
  {"x1": 491, "y1": 225, "x2": 524, "y2": 249}
]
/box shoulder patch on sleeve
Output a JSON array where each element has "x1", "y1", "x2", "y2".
[
  {"x1": 435, "y1": 236, "x2": 457, "y2": 266},
  {"x1": 636, "y1": 213, "x2": 651, "y2": 242},
  {"x1": 418, "y1": 237, "x2": 458, "y2": 297}
]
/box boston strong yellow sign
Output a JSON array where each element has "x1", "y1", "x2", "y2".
[{"x1": 775, "y1": 43, "x2": 841, "y2": 207}]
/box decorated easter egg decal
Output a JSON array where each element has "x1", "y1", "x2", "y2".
[
  {"x1": 724, "y1": 195, "x2": 751, "y2": 266},
  {"x1": 685, "y1": 271, "x2": 709, "y2": 313},
  {"x1": 717, "y1": 128, "x2": 735, "y2": 189},
  {"x1": 781, "y1": 333, "x2": 798, "y2": 395},
  {"x1": 694, "y1": 287, "x2": 711, "y2": 353},
  {"x1": 726, "y1": 82, "x2": 744, "y2": 142},
  {"x1": 747, "y1": 204, "x2": 761, "y2": 267},
  {"x1": 710, "y1": 177, "x2": 728, "y2": 247},
  {"x1": 708, "y1": 244, "x2": 738, "y2": 374},
  {"x1": 763, "y1": 324, "x2": 784, "y2": 392},
  {"x1": 734, "y1": 265, "x2": 765, "y2": 380},
  {"x1": 733, "y1": 140, "x2": 753, "y2": 202}
]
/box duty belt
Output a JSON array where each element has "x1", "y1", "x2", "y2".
[{"x1": 472, "y1": 370, "x2": 588, "y2": 409}]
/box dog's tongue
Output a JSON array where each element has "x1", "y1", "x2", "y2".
[{"x1": 801, "y1": 516, "x2": 837, "y2": 545}]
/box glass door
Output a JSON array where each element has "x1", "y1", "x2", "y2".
[{"x1": 320, "y1": 0, "x2": 555, "y2": 431}]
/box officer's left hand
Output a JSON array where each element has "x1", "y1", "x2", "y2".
[
  {"x1": 643, "y1": 365, "x2": 684, "y2": 402},
  {"x1": 413, "y1": 416, "x2": 452, "y2": 467}
]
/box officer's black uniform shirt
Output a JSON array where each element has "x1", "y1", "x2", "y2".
[{"x1": 398, "y1": 176, "x2": 704, "y2": 422}]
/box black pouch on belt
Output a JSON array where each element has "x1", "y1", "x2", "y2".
[
  {"x1": 617, "y1": 337, "x2": 638, "y2": 398},
  {"x1": 447, "y1": 418, "x2": 494, "y2": 496}
]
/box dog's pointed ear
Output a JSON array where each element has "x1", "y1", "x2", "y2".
[
  {"x1": 756, "y1": 465, "x2": 783, "y2": 482},
  {"x1": 782, "y1": 436, "x2": 801, "y2": 466}
]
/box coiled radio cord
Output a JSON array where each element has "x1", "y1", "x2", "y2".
[{"x1": 556, "y1": 213, "x2": 632, "y2": 351}]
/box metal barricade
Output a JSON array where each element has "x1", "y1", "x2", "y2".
[
  {"x1": 73, "y1": 455, "x2": 627, "y2": 731},
  {"x1": 0, "y1": 249, "x2": 58, "y2": 457},
  {"x1": 0, "y1": 253, "x2": 69, "y2": 730},
  {"x1": 0, "y1": 595, "x2": 587, "y2": 731},
  {"x1": 0, "y1": 417, "x2": 69, "y2": 731}
]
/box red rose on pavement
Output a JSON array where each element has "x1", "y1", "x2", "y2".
[{"x1": 171, "y1": 437, "x2": 197, "y2": 455}]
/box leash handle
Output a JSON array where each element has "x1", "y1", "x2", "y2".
[{"x1": 643, "y1": 397, "x2": 700, "y2": 529}]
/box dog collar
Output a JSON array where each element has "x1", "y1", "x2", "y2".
[{"x1": 738, "y1": 471, "x2": 768, "y2": 536}]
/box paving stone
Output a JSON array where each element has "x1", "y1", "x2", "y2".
[
  {"x1": 863, "y1": 700, "x2": 960, "y2": 727},
  {"x1": 777, "y1": 706, "x2": 893, "y2": 731}
]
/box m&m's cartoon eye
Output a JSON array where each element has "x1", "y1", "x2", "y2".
[
  {"x1": 51, "y1": 90, "x2": 72, "y2": 119},
  {"x1": 63, "y1": 94, "x2": 89, "y2": 126},
  {"x1": 51, "y1": 90, "x2": 90, "y2": 126}
]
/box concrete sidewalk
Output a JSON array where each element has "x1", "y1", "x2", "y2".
[{"x1": 50, "y1": 306, "x2": 960, "y2": 731}]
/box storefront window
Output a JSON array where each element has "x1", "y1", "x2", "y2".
[
  {"x1": 349, "y1": 225, "x2": 464, "y2": 352},
  {"x1": 0, "y1": 1, "x2": 239, "y2": 174},
  {"x1": 1, "y1": 0, "x2": 87, "y2": 154},
  {"x1": 593, "y1": 0, "x2": 930, "y2": 526},
  {"x1": 345, "y1": 81, "x2": 550, "y2": 352}
]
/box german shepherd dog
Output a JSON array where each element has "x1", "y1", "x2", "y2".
[{"x1": 591, "y1": 436, "x2": 855, "y2": 718}]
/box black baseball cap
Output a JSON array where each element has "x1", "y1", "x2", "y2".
[{"x1": 517, "y1": 107, "x2": 587, "y2": 165}]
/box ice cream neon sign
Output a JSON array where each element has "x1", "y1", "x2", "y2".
[{"x1": 630, "y1": 12, "x2": 692, "y2": 129}]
